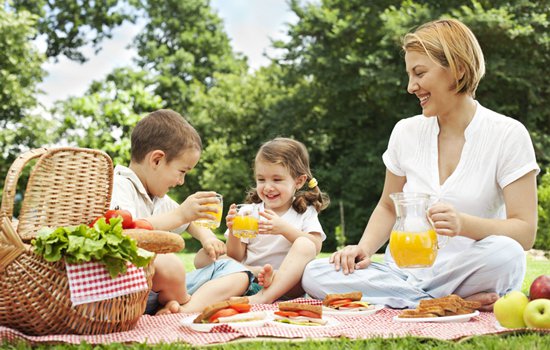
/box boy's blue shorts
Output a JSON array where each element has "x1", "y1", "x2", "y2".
[{"x1": 145, "y1": 259, "x2": 254, "y2": 315}]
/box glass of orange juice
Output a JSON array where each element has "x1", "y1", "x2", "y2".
[
  {"x1": 232, "y1": 204, "x2": 260, "y2": 239},
  {"x1": 194, "y1": 193, "x2": 223, "y2": 229}
]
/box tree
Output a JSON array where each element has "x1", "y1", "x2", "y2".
[
  {"x1": 133, "y1": 0, "x2": 247, "y2": 114},
  {"x1": 0, "y1": 3, "x2": 52, "y2": 196},
  {"x1": 11, "y1": 0, "x2": 136, "y2": 62},
  {"x1": 53, "y1": 67, "x2": 164, "y2": 166}
]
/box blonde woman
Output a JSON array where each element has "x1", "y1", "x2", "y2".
[{"x1": 302, "y1": 19, "x2": 539, "y2": 311}]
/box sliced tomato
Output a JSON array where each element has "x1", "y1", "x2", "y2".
[
  {"x1": 208, "y1": 308, "x2": 239, "y2": 323},
  {"x1": 298, "y1": 310, "x2": 321, "y2": 319},
  {"x1": 229, "y1": 303, "x2": 251, "y2": 313},
  {"x1": 329, "y1": 298, "x2": 353, "y2": 307},
  {"x1": 274, "y1": 311, "x2": 299, "y2": 317}
]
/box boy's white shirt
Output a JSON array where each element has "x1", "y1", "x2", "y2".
[
  {"x1": 110, "y1": 165, "x2": 189, "y2": 234},
  {"x1": 224, "y1": 202, "x2": 326, "y2": 269}
]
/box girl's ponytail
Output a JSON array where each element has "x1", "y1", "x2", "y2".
[{"x1": 293, "y1": 177, "x2": 330, "y2": 214}]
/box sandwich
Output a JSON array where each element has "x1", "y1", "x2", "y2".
[
  {"x1": 398, "y1": 294, "x2": 482, "y2": 318},
  {"x1": 273, "y1": 302, "x2": 327, "y2": 326},
  {"x1": 193, "y1": 297, "x2": 267, "y2": 324},
  {"x1": 322, "y1": 291, "x2": 371, "y2": 311}
]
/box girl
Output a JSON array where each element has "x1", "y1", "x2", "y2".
[{"x1": 197, "y1": 137, "x2": 329, "y2": 304}]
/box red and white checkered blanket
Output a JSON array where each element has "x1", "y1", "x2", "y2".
[
  {"x1": 66, "y1": 261, "x2": 148, "y2": 305},
  {"x1": 0, "y1": 298, "x2": 548, "y2": 346}
]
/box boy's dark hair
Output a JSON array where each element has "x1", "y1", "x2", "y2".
[
  {"x1": 245, "y1": 137, "x2": 330, "y2": 213},
  {"x1": 131, "y1": 109, "x2": 202, "y2": 163}
]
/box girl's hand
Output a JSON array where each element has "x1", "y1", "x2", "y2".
[
  {"x1": 329, "y1": 245, "x2": 372, "y2": 275},
  {"x1": 258, "y1": 209, "x2": 287, "y2": 235},
  {"x1": 428, "y1": 202, "x2": 462, "y2": 237},
  {"x1": 225, "y1": 203, "x2": 237, "y2": 231}
]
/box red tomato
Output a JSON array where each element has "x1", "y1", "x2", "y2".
[
  {"x1": 133, "y1": 219, "x2": 153, "y2": 230},
  {"x1": 298, "y1": 310, "x2": 321, "y2": 319},
  {"x1": 329, "y1": 298, "x2": 353, "y2": 307},
  {"x1": 274, "y1": 311, "x2": 299, "y2": 317},
  {"x1": 229, "y1": 304, "x2": 251, "y2": 313},
  {"x1": 208, "y1": 308, "x2": 239, "y2": 323},
  {"x1": 105, "y1": 208, "x2": 134, "y2": 228},
  {"x1": 88, "y1": 216, "x2": 103, "y2": 228}
]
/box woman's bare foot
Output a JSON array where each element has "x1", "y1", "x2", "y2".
[
  {"x1": 155, "y1": 294, "x2": 192, "y2": 315},
  {"x1": 464, "y1": 292, "x2": 499, "y2": 312},
  {"x1": 257, "y1": 264, "x2": 274, "y2": 288}
]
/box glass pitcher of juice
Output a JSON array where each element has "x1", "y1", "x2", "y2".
[{"x1": 389, "y1": 192, "x2": 440, "y2": 268}]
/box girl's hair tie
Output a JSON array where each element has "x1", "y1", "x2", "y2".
[{"x1": 308, "y1": 178, "x2": 318, "y2": 189}]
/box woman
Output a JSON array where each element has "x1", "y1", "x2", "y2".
[{"x1": 302, "y1": 18, "x2": 539, "y2": 311}]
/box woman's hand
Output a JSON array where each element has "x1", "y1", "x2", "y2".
[
  {"x1": 428, "y1": 202, "x2": 462, "y2": 237},
  {"x1": 329, "y1": 245, "x2": 372, "y2": 275},
  {"x1": 258, "y1": 209, "x2": 287, "y2": 235}
]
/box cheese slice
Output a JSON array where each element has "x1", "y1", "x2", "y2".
[
  {"x1": 216, "y1": 311, "x2": 267, "y2": 323},
  {"x1": 273, "y1": 314, "x2": 328, "y2": 326}
]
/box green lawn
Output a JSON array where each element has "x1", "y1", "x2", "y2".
[{"x1": 2, "y1": 253, "x2": 548, "y2": 349}]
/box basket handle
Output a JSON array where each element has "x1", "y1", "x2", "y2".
[
  {"x1": 0, "y1": 216, "x2": 27, "y2": 272},
  {"x1": 0, "y1": 148, "x2": 49, "y2": 220}
]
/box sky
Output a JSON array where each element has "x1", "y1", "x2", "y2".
[{"x1": 37, "y1": 0, "x2": 297, "y2": 108}]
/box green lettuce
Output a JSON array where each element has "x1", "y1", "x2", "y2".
[{"x1": 32, "y1": 217, "x2": 154, "y2": 278}]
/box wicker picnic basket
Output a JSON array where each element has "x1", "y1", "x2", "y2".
[{"x1": 0, "y1": 147, "x2": 184, "y2": 335}]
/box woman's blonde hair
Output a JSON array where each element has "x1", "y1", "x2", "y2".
[
  {"x1": 245, "y1": 137, "x2": 330, "y2": 213},
  {"x1": 402, "y1": 18, "x2": 485, "y2": 97}
]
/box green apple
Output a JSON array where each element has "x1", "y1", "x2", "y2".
[
  {"x1": 494, "y1": 291, "x2": 529, "y2": 328},
  {"x1": 523, "y1": 298, "x2": 550, "y2": 329}
]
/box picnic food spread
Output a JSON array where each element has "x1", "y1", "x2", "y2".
[
  {"x1": 273, "y1": 302, "x2": 327, "y2": 326},
  {"x1": 323, "y1": 291, "x2": 371, "y2": 311},
  {"x1": 398, "y1": 294, "x2": 482, "y2": 318},
  {"x1": 193, "y1": 297, "x2": 267, "y2": 324}
]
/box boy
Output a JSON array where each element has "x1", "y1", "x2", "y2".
[{"x1": 111, "y1": 109, "x2": 252, "y2": 315}]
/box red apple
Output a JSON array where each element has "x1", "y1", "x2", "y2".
[{"x1": 529, "y1": 275, "x2": 550, "y2": 300}]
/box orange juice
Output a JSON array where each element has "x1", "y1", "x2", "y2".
[
  {"x1": 233, "y1": 216, "x2": 259, "y2": 238},
  {"x1": 389, "y1": 229, "x2": 437, "y2": 268},
  {"x1": 194, "y1": 194, "x2": 223, "y2": 229}
]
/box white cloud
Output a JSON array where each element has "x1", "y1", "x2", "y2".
[{"x1": 37, "y1": 1, "x2": 296, "y2": 108}]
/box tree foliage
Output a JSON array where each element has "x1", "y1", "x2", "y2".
[
  {"x1": 11, "y1": 0, "x2": 136, "y2": 62},
  {"x1": 133, "y1": 0, "x2": 247, "y2": 114}
]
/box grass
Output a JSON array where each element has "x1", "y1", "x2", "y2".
[{"x1": 2, "y1": 253, "x2": 548, "y2": 349}]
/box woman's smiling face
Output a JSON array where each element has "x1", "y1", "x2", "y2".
[{"x1": 405, "y1": 50, "x2": 458, "y2": 118}]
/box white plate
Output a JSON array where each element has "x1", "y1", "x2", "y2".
[
  {"x1": 392, "y1": 310, "x2": 480, "y2": 323},
  {"x1": 180, "y1": 315, "x2": 268, "y2": 332},
  {"x1": 268, "y1": 315, "x2": 340, "y2": 328},
  {"x1": 322, "y1": 304, "x2": 384, "y2": 316}
]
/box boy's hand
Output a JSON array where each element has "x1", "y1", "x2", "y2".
[
  {"x1": 258, "y1": 209, "x2": 288, "y2": 235},
  {"x1": 201, "y1": 237, "x2": 226, "y2": 260},
  {"x1": 178, "y1": 191, "x2": 219, "y2": 224}
]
